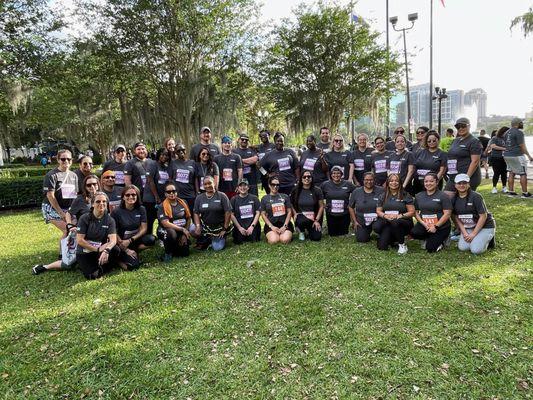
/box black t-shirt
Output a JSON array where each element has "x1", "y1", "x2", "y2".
[
  {"x1": 371, "y1": 151, "x2": 392, "y2": 183},
  {"x1": 233, "y1": 147, "x2": 258, "y2": 185},
  {"x1": 76, "y1": 212, "x2": 116, "y2": 254},
  {"x1": 414, "y1": 149, "x2": 447, "y2": 180},
  {"x1": 194, "y1": 162, "x2": 220, "y2": 192},
  {"x1": 478, "y1": 136, "x2": 489, "y2": 152},
  {"x1": 348, "y1": 186, "x2": 384, "y2": 225},
  {"x1": 414, "y1": 190, "x2": 452, "y2": 228},
  {"x1": 299, "y1": 149, "x2": 328, "y2": 186},
  {"x1": 102, "y1": 159, "x2": 127, "y2": 186},
  {"x1": 452, "y1": 190, "x2": 495, "y2": 229},
  {"x1": 156, "y1": 200, "x2": 190, "y2": 228},
  {"x1": 42, "y1": 168, "x2": 79, "y2": 209},
  {"x1": 377, "y1": 192, "x2": 414, "y2": 215},
  {"x1": 68, "y1": 195, "x2": 91, "y2": 222},
  {"x1": 231, "y1": 194, "x2": 261, "y2": 229},
  {"x1": 154, "y1": 163, "x2": 171, "y2": 199},
  {"x1": 124, "y1": 157, "x2": 149, "y2": 193},
  {"x1": 320, "y1": 180, "x2": 356, "y2": 216},
  {"x1": 488, "y1": 136, "x2": 505, "y2": 159},
  {"x1": 193, "y1": 191, "x2": 232, "y2": 227},
  {"x1": 257, "y1": 142, "x2": 275, "y2": 162},
  {"x1": 260, "y1": 193, "x2": 292, "y2": 225},
  {"x1": 111, "y1": 206, "x2": 147, "y2": 238},
  {"x1": 142, "y1": 158, "x2": 160, "y2": 203},
  {"x1": 324, "y1": 150, "x2": 354, "y2": 180},
  {"x1": 386, "y1": 139, "x2": 413, "y2": 152},
  {"x1": 169, "y1": 159, "x2": 197, "y2": 199},
  {"x1": 214, "y1": 153, "x2": 243, "y2": 192},
  {"x1": 316, "y1": 142, "x2": 331, "y2": 153},
  {"x1": 74, "y1": 169, "x2": 90, "y2": 193},
  {"x1": 292, "y1": 187, "x2": 324, "y2": 220},
  {"x1": 388, "y1": 150, "x2": 414, "y2": 183},
  {"x1": 260, "y1": 148, "x2": 298, "y2": 187},
  {"x1": 446, "y1": 134, "x2": 483, "y2": 177},
  {"x1": 411, "y1": 142, "x2": 423, "y2": 154},
  {"x1": 351, "y1": 148, "x2": 374, "y2": 185},
  {"x1": 104, "y1": 186, "x2": 123, "y2": 212},
  {"x1": 190, "y1": 143, "x2": 221, "y2": 161}
]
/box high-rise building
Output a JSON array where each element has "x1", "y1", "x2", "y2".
[{"x1": 464, "y1": 88, "x2": 487, "y2": 119}]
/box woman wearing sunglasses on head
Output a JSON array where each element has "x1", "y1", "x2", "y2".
[
  {"x1": 156, "y1": 181, "x2": 192, "y2": 262},
  {"x1": 411, "y1": 173, "x2": 453, "y2": 253},
  {"x1": 75, "y1": 192, "x2": 119, "y2": 279},
  {"x1": 413, "y1": 131, "x2": 447, "y2": 193},
  {"x1": 290, "y1": 171, "x2": 324, "y2": 241},
  {"x1": 321, "y1": 165, "x2": 356, "y2": 236},
  {"x1": 325, "y1": 133, "x2": 354, "y2": 183},
  {"x1": 111, "y1": 185, "x2": 156, "y2": 269},
  {"x1": 261, "y1": 176, "x2": 294, "y2": 244},
  {"x1": 374, "y1": 173, "x2": 415, "y2": 254},
  {"x1": 370, "y1": 136, "x2": 392, "y2": 186},
  {"x1": 348, "y1": 172, "x2": 384, "y2": 243},
  {"x1": 411, "y1": 126, "x2": 429, "y2": 154}
]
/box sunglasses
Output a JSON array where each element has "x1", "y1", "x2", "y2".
[
  {"x1": 200, "y1": 153, "x2": 209, "y2": 157},
  {"x1": 124, "y1": 193, "x2": 137, "y2": 198},
  {"x1": 396, "y1": 130, "x2": 405, "y2": 134},
  {"x1": 59, "y1": 158, "x2": 72, "y2": 162},
  {"x1": 86, "y1": 183, "x2": 98, "y2": 187},
  {"x1": 455, "y1": 124, "x2": 467, "y2": 129},
  {"x1": 165, "y1": 190, "x2": 177, "y2": 194},
  {"x1": 302, "y1": 175, "x2": 312, "y2": 180},
  {"x1": 270, "y1": 183, "x2": 280, "y2": 187},
  {"x1": 115, "y1": 149, "x2": 125, "y2": 153},
  {"x1": 427, "y1": 139, "x2": 438, "y2": 143},
  {"x1": 334, "y1": 139, "x2": 343, "y2": 143},
  {"x1": 416, "y1": 131, "x2": 425, "y2": 134},
  {"x1": 103, "y1": 176, "x2": 115, "y2": 179},
  {"x1": 94, "y1": 200, "x2": 107, "y2": 204},
  {"x1": 240, "y1": 138, "x2": 249, "y2": 142},
  {"x1": 177, "y1": 149, "x2": 186, "y2": 153}
]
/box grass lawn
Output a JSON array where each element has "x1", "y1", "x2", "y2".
[{"x1": 0, "y1": 183, "x2": 531, "y2": 399}]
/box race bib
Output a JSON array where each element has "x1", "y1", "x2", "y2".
[
  {"x1": 108, "y1": 200, "x2": 121, "y2": 212},
  {"x1": 303, "y1": 158, "x2": 317, "y2": 171},
  {"x1": 302, "y1": 211, "x2": 315, "y2": 221},
  {"x1": 114, "y1": 171, "x2": 125, "y2": 185},
  {"x1": 176, "y1": 169, "x2": 190, "y2": 184},
  {"x1": 239, "y1": 204, "x2": 254, "y2": 219},
  {"x1": 140, "y1": 174, "x2": 147, "y2": 188},
  {"x1": 223, "y1": 168, "x2": 233, "y2": 181},
  {"x1": 385, "y1": 210, "x2": 399, "y2": 216},
  {"x1": 173, "y1": 219, "x2": 186, "y2": 227},
  {"x1": 354, "y1": 159, "x2": 365, "y2": 171},
  {"x1": 458, "y1": 214, "x2": 476, "y2": 228},
  {"x1": 124, "y1": 229, "x2": 139, "y2": 239},
  {"x1": 272, "y1": 202, "x2": 286, "y2": 217},
  {"x1": 364, "y1": 212, "x2": 377, "y2": 225},
  {"x1": 60, "y1": 183, "x2": 76, "y2": 199},
  {"x1": 375, "y1": 159, "x2": 387, "y2": 174},
  {"x1": 389, "y1": 161, "x2": 401, "y2": 174},
  {"x1": 243, "y1": 166, "x2": 251, "y2": 175},
  {"x1": 157, "y1": 171, "x2": 169, "y2": 185},
  {"x1": 278, "y1": 157, "x2": 291, "y2": 171},
  {"x1": 417, "y1": 169, "x2": 430, "y2": 179},
  {"x1": 422, "y1": 214, "x2": 438, "y2": 225},
  {"x1": 84, "y1": 240, "x2": 101, "y2": 253},
  {"x1": 447, "y1": 159, "x2": 458, "y2": 175},
  {"x1": 331, "y1": 199, "x2": 344, "y2": 214}
]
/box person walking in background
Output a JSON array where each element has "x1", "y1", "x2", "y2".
[
  {"x1": 478, "y1": 129, "x2": 490, "y2": 180},
  {"x1": 488, "y1": 126, "x2": 509, "y2": 194},
  {"x1": 503, "y1": 118, "x2": 533, "y2": 198}
]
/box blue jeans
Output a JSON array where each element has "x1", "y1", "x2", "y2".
[
  {"x1": 211, "y1": 237, "x2": 226, "y2": 251},
  {"x1": 458, "y1": 228, "x2": 495, "y2": 255}
]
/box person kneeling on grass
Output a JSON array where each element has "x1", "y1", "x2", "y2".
[
  {"x1": 156, "y1": 181, "x2": 192, "y2": 262},
  {"x1": 76, "y1": 192, "x2": 120, "y2": 279},
  {"x1": 374, "y1": 173, "x2": 415, "y2": 254},
  {"x1": 193, "y1": 176, "x2": 232, "y2": 251},
  {"x1": 231, "y1": 178, "x2": 262, "y2": 244},
  {"x1": 290, "y1": 171, "x2": 324, "y2": 241},
  {"x1": 261, "y1": 176, "x2": 293, "y2": 244},
  {"x1": 452, "y1": 174, "x2": 496, "y2": 255},
  {"x1": 111, "y1": 184, "x2": 156, "y2": 270},
  {"x1": 348, "y1": 172, "x2": 384, "y2": 243},
  {"x1": 411, "y1": 173, "x2": 452, "y2": 253}
]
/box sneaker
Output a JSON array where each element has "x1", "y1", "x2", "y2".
[
  {"x1": 491, "y1": 187, "x2": 498, "y2": 194},
  {"x1": 444, "y1": 236, "x2": 452, "y2": 248},
  {"x1": 435, "y1": 244, "x2": 443, "y2": 252},
  {"x1": 488, "y1": 236, "x2": 496, "y2": 249},
  {"x1": 450, "y1": 234, "x2": 461, "y2": 242},
  {"x1": 32, "y1": 264, "x2": 47, "y2": 275},
  {"x1": 421, "y1": 240, "x2": 426, "y2": 250},
  {"x1": 502, "y1": 186, "x2": 508, "y2": 193},
  {"x1": 507, "y1": 191, "x2": 518, "y2": 197},
  {"x1": 521, "y1": 192, "x2": 532, "y2": 199},
  {"x1": 298, "y1": 232, "x2": 305, "y2": 241},
  {"x1": 397, "y1": 243, "x2": 408, "y2": 255}
]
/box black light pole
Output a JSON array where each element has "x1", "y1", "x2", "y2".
[
  {"x1": 386, "y1": 0, "x2": 390, "y2": 139},
  {"x1": 390, "y1": 13, "x2": 418, "y2": 142},
  {"x1": 433, "y1": 87, "x2": 447, "y2": 135},
  {"x1": 429, "y1": 0, "x2": 433, "y2": 129}
]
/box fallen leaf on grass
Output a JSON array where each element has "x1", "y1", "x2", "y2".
[
  {"x1": 1, "y1": 373, "x2": 8, "y2": 379},
  {"x1": 471, "y1": 349, "x2": 480, "y2": 354},
  {"x1": 517, "y1": 380, "x2": 529, "y2": 390}
]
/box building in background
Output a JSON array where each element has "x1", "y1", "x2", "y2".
[{"x1": 465, "y1": 88, "x2": 487, "y2": 119}]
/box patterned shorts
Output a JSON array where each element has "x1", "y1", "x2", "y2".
[{"x1": 42, "y1": 203, "x2": 66, "y2": 223}]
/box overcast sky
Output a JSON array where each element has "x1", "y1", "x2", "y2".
[{"x1": 261, "y1": 0, "x2": 533, "y2": 117}]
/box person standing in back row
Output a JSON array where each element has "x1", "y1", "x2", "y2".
[
  {"x1": 233, "y1": 134, "x2": 259, "y2": 196},
  {"x1": 487, "y1": 126, "x2": 509, "y2": 194},
  {"x1": 190, "y1": 126, "x2": 221, "y2": 161},
  {"x1": 214, "y1": 136, "x2": 243, "y2": 199},
  {"x1": 259, "y1": 132, "x2": 299, "y2": 195},
  {"x1": 169, "y1": 144, "x2": 197, "y2": 212},
  {"x1": 299, "y1": 135, "x2": 329, "y2": 187},
  {"x1": 102, "y1": 144, "x2": 127, "y2": 187},
  {"x1": 503, "y1": 118, "x2": 533, "y2": 198},
  {"x1": 257, "y1": 130, "x2": 276, "y2": 194},
  {"x1": 316, "y1": 126, "x2": 331, "y2": 153}
]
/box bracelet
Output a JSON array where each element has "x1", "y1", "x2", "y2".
[
  {"x1": 283, "y1": 224, "x2": 287, "y2": 228},
  {"x1": 251, "y1": 224, "x2": 255, "y2": 228},
  {"x1": 104, "y1": 248, "x2": 110, "y2": 254}
]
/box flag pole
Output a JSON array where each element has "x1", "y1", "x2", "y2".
[
  {"x1": 386, "y1": 0, "x2": 390, "y2": 138},
  {"x1": 429, "y1": 0, "x2": 433, "y2": 129}
]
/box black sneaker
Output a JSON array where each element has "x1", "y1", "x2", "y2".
[
  {"x1": 32, "y1": 264, "x2": 47, "y2": 275},
  {"x1": 507, "y1": 191, "x2": 518, "y2": 197},
  {"x1": 521, "y1": 192, "x2": 532, "y2": 199},
  {"x1": 488, "y1": 236, "x2": 495, "y2": 249}
]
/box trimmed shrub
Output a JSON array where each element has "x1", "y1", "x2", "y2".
[
  {"x1": 0, "y1": 176, "x2": 43, "y2": 208},
  {"x1": 0, "y1": 167, "x2": 53, "y2": 179}
]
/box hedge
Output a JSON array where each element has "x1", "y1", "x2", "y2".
[
  {"x1": 0, "y1": 176, "x2": 43, "y2": 208},
  {"x1": 0, "y1": 167, "x2": 53, "y2": 179},
  {"x1": 0, "y1": 163, "x2": 26, "y2": 169}
]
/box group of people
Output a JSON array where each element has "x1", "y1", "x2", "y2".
[{"x1": 32, "y1": 116, "x2": 531, "y2": 279}]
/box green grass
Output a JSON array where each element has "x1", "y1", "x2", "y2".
[{"x1": 0, "y1": 183, "x2": 531, "y2": 399}]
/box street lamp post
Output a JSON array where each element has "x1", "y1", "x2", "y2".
[
  {"x1": 390, "y1": 13, "x2": 418, "y2": 142},
  {"x1": 432, "y1": 87, "x2": 447, "y2": 135}
]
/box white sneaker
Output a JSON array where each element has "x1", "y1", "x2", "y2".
[
  {"x1": 421, "y1": 240, "x2": 426, "y2": 250},
  {"x1": 491, "y1": 187, "x2": 498, "y2": 194},
  {"x1": 502, "y1": 186, "x2": 508, "y2": 193},
  {"x1": 398, "y1": 243, "x2": 408, "y2": 255},
  {"x1": 298, "y1": 232, "x2": 305, "y2": 241}
]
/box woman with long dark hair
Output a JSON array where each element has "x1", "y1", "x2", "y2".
[
  {"x1": 194, "y1": 149, "x2": 219, "y2": 193},
  {"x1": 320, "y1": 166, "x2": 356, "y2": 236},
  {"x1": 153, "y1": 148, "x2": 171, "y2": 199},
  {"x1": 370, "y1": 136, "x2": 392, "y2": 186},
  {"x1": 261, "y1": 176, "x2": 294, "y2": 244},
  {"x1": 488, "y1": 126, "x2": 509, "y2": 193},
  {"x1": 413, "y1": 131, "x2": 447, "y2": 193},
  {"x1": 290, "y1": 171, "x2": 324, "y2": 241},
  {"x1": 348, "y1": 172, "x2": 384, "y2": 243}
]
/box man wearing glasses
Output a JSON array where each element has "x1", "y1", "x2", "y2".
[
  {"x1": 41, "y1": 149, "x2": 79, "y2": 235},
  {"x1": 102, "y1": 144, "x2": 127, "y2": 187},
  {"x1": 386, "y1": 126, "x2": 413, "y2": 151},
  {"x1": 504, "y1": 117, "x2": 533, "y2": 198},
  {"x1": 232, "y1": 133, "x2": 259, "y2": 196}
]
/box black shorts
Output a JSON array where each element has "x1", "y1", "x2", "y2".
[{"x1": 264, "y1": 220, "x2": 294, "y2": 234}]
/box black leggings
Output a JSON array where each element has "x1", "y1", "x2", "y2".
[
  {"x1": 157, "y1": 228, "x2": 190, "y2": 257},
  {"x1": 410, "y1": 222, "x2": 451, "y2": 253},
  {"x1": 374, "y1": 218, "x2": 414, "y2": 250},
  {"x1": 233, "y1": 224, "x2": 261, "y2": 244},
  {"x1": 117, "y1": 234, "x2": 156, "y2": 270},
  {"x1": 490, "y1": 157, "x2": 507, "y2": 187},
  {"x1": 294, "y1": 214, "x2": 322, "y2": 241},
  {"x1": 77, "y1": 246, "x2": 120, "y2": 279},
  {"x1": 326, "y1": 213, "x2": 350, "y2": 236},
  {"x1": 144, "y1": 202, "x2": 158, "y2": 235}
]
